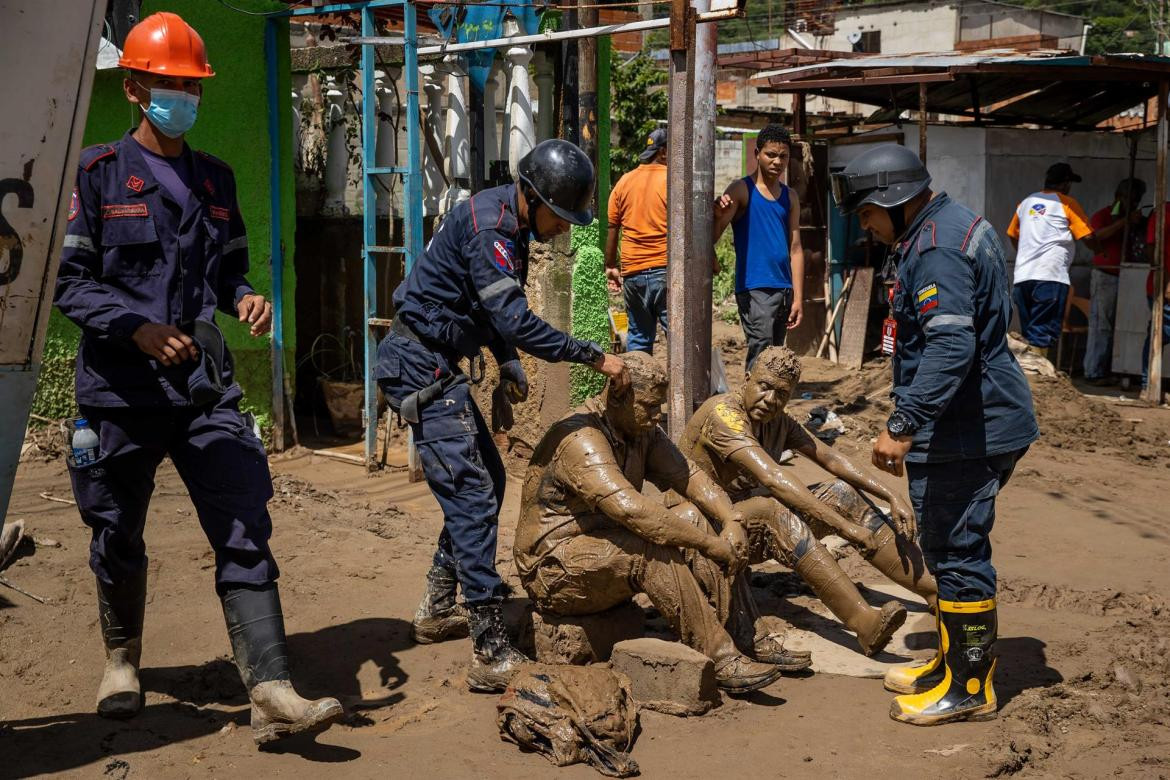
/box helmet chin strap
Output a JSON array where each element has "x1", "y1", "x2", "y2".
[{"x1": 522, "y1": 185, "x2": 545, "y2": 242}]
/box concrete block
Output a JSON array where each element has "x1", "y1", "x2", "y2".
[
  {"x1": 610, "y1": 638, "x2": 719, "y2": 716},
  {"x1": 532, "y1": 600, "x2": 645, "y2": 665}
]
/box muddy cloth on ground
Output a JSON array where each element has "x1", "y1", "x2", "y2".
[{"x1": 498, "y1": 664, "x2": 639, "y2": 777}]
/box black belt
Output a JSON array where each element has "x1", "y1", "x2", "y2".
[
  {"x1": 388, "y1": 317, "x2": 485, "y2": 425},
  {"x1": 390, "y1": 316, "x2": 422, "y2": 344}
]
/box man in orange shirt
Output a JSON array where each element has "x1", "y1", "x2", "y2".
[{"x1": 605, "y1": 129, "x2": 669, "y2": 353}]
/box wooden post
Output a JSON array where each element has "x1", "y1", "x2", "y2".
[
  {"x1": 579, "y1": 2, "x2": 599, "y2": 167},
  {"x1": 1145, "y1": 79, "x2": 1168, "y2": 404},
  {"x1": 691, "y1": 0, "x2": 716, "y2": 405},
  {"x1": 666, "y1": 0, "x2": 697, "y2": 440}
]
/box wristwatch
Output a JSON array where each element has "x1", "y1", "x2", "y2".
[
  {"x1": 886, "y1": 410, "x2": 916, "y2": 438},
  {"x1": 580, "y1": 340, "x2": 605, "y2": 366}
]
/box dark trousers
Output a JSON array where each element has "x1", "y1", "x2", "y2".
[
  {"x1": 735, "y1": 287, "x2": 793, "y2": 371},
  {"x1": 1012, "y1": 280, "x2": 1068, "y2": 349},
  {"x1": 906, "y1": 448, "x2": 1026, "y2": 602},
  {"x1": 622, "y1": 267, "x2": 668, "y2": 354},
  {"x1": 68, "y1": 388, "x2": 278, "y2": 589},
  {"x1": 376, "y1": 333, "x2": 506, "y2": 605}
]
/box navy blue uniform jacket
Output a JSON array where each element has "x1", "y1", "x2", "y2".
[
  {"x1": 389, "y1": 183, "x2": 598, "y2": 369},
  {"x1": 889, "y1": 193, "x2": 1038, "y2": 462},
  {"x1": 55, "y1": 131, "x2": 253, "y2": 407}
]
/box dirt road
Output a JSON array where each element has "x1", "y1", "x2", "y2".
[{"x1": 2, "y1": 353, "x2": 1169, "y2": 779}]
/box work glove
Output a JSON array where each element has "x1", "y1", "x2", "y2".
[
  {"x1": 491, "y1": 384, "x2": 515, "y2": 432},
  {"x1": 499, "y1": 360, "x2": 529, "y2": 403}
]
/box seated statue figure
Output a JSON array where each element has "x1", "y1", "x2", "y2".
[
  {"x1": 514, "y1": 351, "x2": 807, "y2": 694},
  {"x1": 678, "y1": 346, "x2": 938, "y2": 657}
]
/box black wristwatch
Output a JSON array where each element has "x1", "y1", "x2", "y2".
[
  {"x1": 580, "y1": 341, "x2": 605, "y2": 366},
  {"x1": 886, "y1": 410, "x2": 916, "y2": 438}
]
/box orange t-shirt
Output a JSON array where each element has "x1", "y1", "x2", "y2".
[{"x1": 608, "y1": 162, "x2": 668, "y2": 275}]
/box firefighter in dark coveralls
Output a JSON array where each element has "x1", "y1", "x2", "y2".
[
  {"x1": 53, "y1": 13, "x2": 341, "y2": 744},
  {"x1": 831, "y1": 144, "x2": 1038, "y2": 725},
  {"x1": 376, "y1": 139, "x2": 627, "y2": 692}
]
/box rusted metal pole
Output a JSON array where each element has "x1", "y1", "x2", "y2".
[
  {"x1": 690, "y1": 0, "x2": 716, "y2": 408},
  {"x1": 918, "y1": 81, "x2": 928, "y2": 163},
  {"x1": 1145, "y1": 79, "x2": 1168, "y2": 404},
  {"x1": 666, "y1": 0, "x2": 696, "y2": 440},
  {"x1": 792, "y1": 92, "x2": 807, "y2": 137}
]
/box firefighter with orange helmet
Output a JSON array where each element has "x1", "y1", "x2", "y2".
[{"x1": 54, "y1": 13, "x2": 342, "y2": 745}]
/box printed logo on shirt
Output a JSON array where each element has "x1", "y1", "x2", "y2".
[
  {"x1": 102, "y1": 203, "x2": 149, "y2": 219},
  {"x1": 126, "y1": 175, "x2": 145, "y2": 193},
  {"x1": 67, "y1": 188, "x2": 79, "y2": 221},
  {"x1": 714, "y1": 402, "x2": 748, "y2": 434},
  {"x1": 209, "y1": 205, "x2": 231, "y2": 221},
  {"x1": 916, "y1": 283, "x2": 939, "y2": 314},
  {"x1": 1028, "y1": 202, "x2": 1047, "y2": 217},
  {"x1": 493, "y1": 239, "x2": 515, "y2": 272}
]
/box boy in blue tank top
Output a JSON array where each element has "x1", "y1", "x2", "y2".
[{"x1": 714, "y1": 125, "x2": 804, "y2": 371}]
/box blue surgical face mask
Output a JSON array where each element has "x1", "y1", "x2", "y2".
[{"x1": 139, "y1": 85, "x2": 200, "y2": 138}]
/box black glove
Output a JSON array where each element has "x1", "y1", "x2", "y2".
[
  {"x1": 498, "y1": 359, "x2": 529, "y2": 404},
  {"x1": 491, "y1": 383, "x2": 515, "y2": 432}
]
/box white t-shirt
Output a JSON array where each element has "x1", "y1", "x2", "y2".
[{"x1": 1007, "y1": 190, "x2": 1093, "y2": 285}]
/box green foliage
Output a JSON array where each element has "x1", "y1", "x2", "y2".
[
  {"x1": 570, "y1": 221, "x2": 610, "y2": 405},
  {"x1": 1004, "y1": 0, "x2": 1154, "y2": 54},
  {"x1": 609, "y1": 49, "x2": 668, "y2": 183},
  {"x1": 713, "y1": 232, "x2": 736, "y2": 303},
  {"x1": 30, "y1": 315, "x2": 81, "y2": 422}
]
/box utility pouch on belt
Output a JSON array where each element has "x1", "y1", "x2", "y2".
[
  {"x1": 389, "y1": 315, "x2": 482, "y2": 424},
  {"x1": 182, "y1": 319, "x2": 232, "y2": 406}
]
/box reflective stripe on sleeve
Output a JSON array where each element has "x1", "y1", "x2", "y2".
[
  {"x1": 924, "y1": 314, "x2": 974, "y2": 330},
  {"x1": 223, "y1": 236, "x2": 248, "y2": 254},
  {"x1": 63, "y1": 234, "x2": 96, "y2": 253},
  {"x1": 478, "y1": 275, "x2": 520, "y2": 302}
]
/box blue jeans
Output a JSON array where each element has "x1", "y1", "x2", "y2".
[
  {"x1": 1083, "y1": 269, "x2": 1118, "y2": 379},
  {"x1": 1141, "y1": 298, "x2": 1170, "y2": 389},
  {"x1": 907, "y1": 448, "x2": 1026, "y2": 602},
  {"x1": 376, "y1": 333, "x2": 507, "y2": 605},
  {"x1": 623, "y1": 267, "x2": 668, "y2": 354},
  {"x1": 1012, "y1": 280, "x2": 1068, "y2": 349}
]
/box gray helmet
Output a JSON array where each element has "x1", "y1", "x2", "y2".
[{"x1": 830, "y1": 144, "x2": 931, "y2": 215}]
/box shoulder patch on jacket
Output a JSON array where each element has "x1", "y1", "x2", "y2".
[
  {"x1": 916, "y1": 283, "x2": 939, "y2": 314},
  {"x1": 80, "y1": 144, "x2": 117, "y2": 171}
]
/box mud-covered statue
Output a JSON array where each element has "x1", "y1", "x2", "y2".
[
  {"x1": 515, "y1": 352, "x2": 807, "y2": 693},
  {"x1": 678, "y1": 346, "x2": 939, "y2": 657}
]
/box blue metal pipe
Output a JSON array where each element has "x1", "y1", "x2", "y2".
[
  {"x1": 361, "y1": 5, "x2": 379, "y2": 467},
  {"x1": 404, "y1": 1, "x2": 422, "y2": 273}
]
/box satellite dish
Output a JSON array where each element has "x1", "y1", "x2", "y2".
[{"x1": 847, "y1": 31, "x2": 862, "y2": 44}]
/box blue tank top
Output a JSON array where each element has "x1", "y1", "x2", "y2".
[{"x1": 732, "y1": 177, "x2": 792, "y2": 294}]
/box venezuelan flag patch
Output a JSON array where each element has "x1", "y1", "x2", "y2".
[{"x1": 916, "y1": 283, "x2": 939, "y2": 314}]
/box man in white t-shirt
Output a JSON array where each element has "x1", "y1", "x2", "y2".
[{"x1": 1007, "y1": 163, "x2": 1100, "y2": 353}]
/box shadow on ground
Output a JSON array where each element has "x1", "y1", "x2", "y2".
[{"x1": 0, "y1": 617, "x2": 410, "y2": 778}]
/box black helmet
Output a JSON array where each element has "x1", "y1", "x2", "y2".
[
  {"x1": 830, "y1": 144, "x2": 931, "y2": 215},
  {"x1": 517, "y1": 139, "x2": 596, "y2": 227}
]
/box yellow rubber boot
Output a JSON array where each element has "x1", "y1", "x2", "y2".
[
  {"x1": 884, "y1": 609, "x2": 943, "y2": 694},
  {"x1": 890, "y1": 598, "x2": 998, "y2": 726}
]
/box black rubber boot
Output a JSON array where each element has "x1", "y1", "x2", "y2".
[
  {"x1": 466, "y1": 601, "x2": 528, "y2": 693},
  {"x1": 890, "y1": 598, "x2": 998, "y2": 725},
  {"x1": 96, "y1": 570, "x2": 147, "y2": 719},
  {"x1": 221, "y1": 583, "x2": 344, "y2": 745},
  {"x1": 411, "y1": 565, "x2": 470, "y2": 644}
]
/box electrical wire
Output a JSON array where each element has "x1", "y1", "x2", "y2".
[{"x1": 214, "y1": 0, "x2": 309, "y2": 16}]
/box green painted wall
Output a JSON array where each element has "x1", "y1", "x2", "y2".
[
  {"x1": 570, "y1": 220, "x2": 610, "y2": 405},
  {"x1": 34, "y1": 0, "x2": 294, "y2": 428}
]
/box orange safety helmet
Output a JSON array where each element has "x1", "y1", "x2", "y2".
[{"x1": 118, "y1": 12, "x2": 215, "y2": 78}]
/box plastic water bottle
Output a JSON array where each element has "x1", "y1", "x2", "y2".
[{"x1": 71, "y1": 419, "x2": 99, "y2": 466}]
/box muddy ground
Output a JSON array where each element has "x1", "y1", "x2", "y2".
[{"x1": 3, "y1": 327, "x2": 1170, "y2": 779}]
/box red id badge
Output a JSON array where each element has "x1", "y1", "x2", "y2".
[{"x1": 881, "y1": 317, "x2": 897, "y2": 355}]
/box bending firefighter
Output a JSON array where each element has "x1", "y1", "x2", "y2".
[
  {"x1": 833, "y1": 144, "x2": 1038, "y2": 725},
  {"x1": 515, "y1": 352, "x2": 797, "y2": 694},
  {"x1": 53, "y1": 13, "x2": 341, "y2": 744},
  {"x1": 376, "y1": 140, "x2": 627, "y2": 693},
  {"x1": 680, "y1": 346, "x2": 937, "y2": 657}
]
